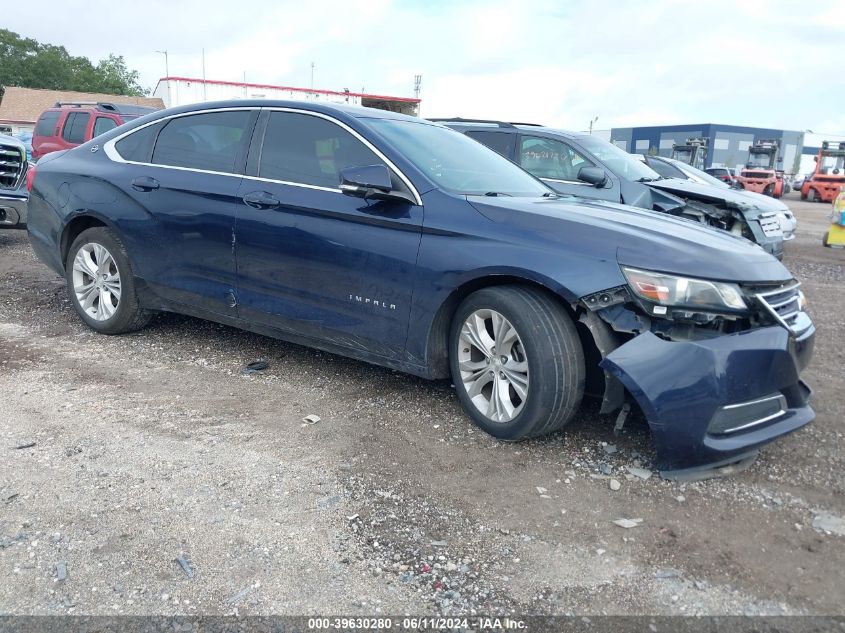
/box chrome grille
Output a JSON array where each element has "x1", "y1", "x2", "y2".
[
  {"x1": 0, "y1": 143, "x2": 25, "y2": 190},
  {"x1": 754, "y1": 283, "x2": 802, "y2": 331},
  {"x1": 758, "y1": 212, "x2": 782, "y2": 237}
]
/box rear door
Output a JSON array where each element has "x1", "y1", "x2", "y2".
[
  {"x1": 517, "y1": 134, "x2": 619, "y2": 202},
  {"x1": 234, "y1": 109, "x2": 423, "y2": 360},
  {"x1": 61, "y1": 111, "x2": 91, "y2": 150},
  {"x1": 109, "y1": 108, "x2": 258, "y2": 316}
]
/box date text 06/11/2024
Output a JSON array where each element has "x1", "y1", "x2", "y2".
[{"x1": 307, "y1": 616, "x2": 527, "y2": 630}]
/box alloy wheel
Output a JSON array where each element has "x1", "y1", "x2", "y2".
[
  {"x1": 72, "y1": 242, "x2": 121, "y2": 321},
  {"x1": 457, "y1": 309, "x2": 529, "y2": 422}
]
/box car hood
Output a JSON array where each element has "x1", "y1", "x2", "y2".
[
  {"x1": 468, "y1": 195, "x2": 791, "y2": 284},
  {"x1": 729, "y1": 187, "x2": 790, "y2": 213},
  {"x1": 0, "y1": 133, "x2": 25, "y2": 150},
  {"x1": 645, "y1": 178, "x2": 775, "y2": 216}
]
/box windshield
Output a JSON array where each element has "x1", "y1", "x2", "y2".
[
  {"x1": 672, "y1": 148, "x2": 693, "y2": 162},
  {"x1": 576, "y1": 135, "x2": 662, "y2": 182},
  {"x1": 747, "y1": 151, "x2": 774, "y2": 168},
  {"x1": 673, "y1": 160, "x2": 730, "y2": 189},
  {"x1": 364, "y1": 118, "x2": 552, "y2": 197},
  {"x1": 819, "y1": 153, "x2": 845, "y2": 175}
]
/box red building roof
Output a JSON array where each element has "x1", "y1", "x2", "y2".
[{"x1": 155, "y1": 77, "x2": 420, "y2": 104}]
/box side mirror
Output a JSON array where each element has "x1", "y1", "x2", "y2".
[
  {"x1": 339, "y1": 164, "x2": 416, "y2": 204},
  {"x1": 577, "y1": 166, "x2": 608, "y2": 187},
  {"x1": 339, "y1": 164, "x2": 393, "y2": 195}
]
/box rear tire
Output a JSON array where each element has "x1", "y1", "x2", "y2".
[
  {"x1": 65, "y1": 227, "x2": 152, "y2": 334},
  {"x1": 823, "y1": 231, "x2": 831, "y2": 247},
  {"x1": 807, "y1": 188, "x2": 817, "y2": 202},
  {"x1": 449, "y1": 285, "x2": 585, "y2": 440}
]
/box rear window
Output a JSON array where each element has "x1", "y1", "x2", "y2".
[
  {"x1": 35, "y1": 110, "x2": 61, "y2": 136},
  {"x1": 466, "y1": 131, "x2": 515, "y2": 159},
  {"x1": 152, "y1": 111, "x2": 251, "y2": 173}
]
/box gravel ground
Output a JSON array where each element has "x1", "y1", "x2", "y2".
[{"x1": 0, "y1": 193, "x2": 843, "y2": 616}]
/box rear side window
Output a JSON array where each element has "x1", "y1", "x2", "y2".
[
  {"x1": 519, "y1": 136, "x2": 593, "y2": 181},
  {"x1": 35, "y1": 111, "x2": 61, "y2": 136},
  {"x1": 62, "y1": 112, "x2": 91, "y2": 144},
  {"x1": 152, "y1": 111, "x2": 251, "y2": 173},
  {"x1": 259, "y1": 112, "x2": 385, "y2": 188},
  {"x1": 466, "y1": 131, "x2": 515, "y2": 159},
  {"x1": 114, "y1": 122, "x2": 163, "y2": 162},
  {"x1": 93, "y1": 117, "x2": 118, "y2": 138}
]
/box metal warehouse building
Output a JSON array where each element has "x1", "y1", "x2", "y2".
[{"x1": 610, "y1": 124, "x2": 804, "y2": 175}]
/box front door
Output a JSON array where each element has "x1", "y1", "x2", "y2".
[{"x1": 234, "y1": 109, "x2": 423, "y2": 361}]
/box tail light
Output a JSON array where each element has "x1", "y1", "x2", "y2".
[{"x1": 26, "y1": 164, "x2": 36, "y2": 192}]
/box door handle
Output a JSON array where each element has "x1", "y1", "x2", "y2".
[
  {"x1": 242, "y1": 191, "x2": 280, "y2": 210},
  {"x1": 131, "y1": 176, "x2": 160, "y2": 192}
]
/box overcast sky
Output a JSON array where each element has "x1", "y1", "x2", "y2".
[{"x1": 5, "y1": 0, "x2": 844, "y2": 134}]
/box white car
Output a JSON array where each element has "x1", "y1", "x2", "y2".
[{"x1": 639, "y1": 155, "x2": 797, "y2": 241}]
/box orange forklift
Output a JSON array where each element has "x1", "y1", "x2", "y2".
[
  {"x1": 670, "y1": 137, "x2": 708, "y2": 170},
  {"x1": 735, "y1": 139, "x2": 784, "y2": 198},
  {"x1": 802, "y1": 141, "x2": 845, "y2": 203}
]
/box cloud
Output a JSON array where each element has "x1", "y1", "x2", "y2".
[{"x1": 3, "y1": 0, "x2": 844, "y2": 133}]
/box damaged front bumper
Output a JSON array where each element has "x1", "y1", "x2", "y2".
[{"x1": 599, "y1": 321, "x2": 815, "y2": 476}]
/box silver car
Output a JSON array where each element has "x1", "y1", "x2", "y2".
[{"x1": 0, "y1": 133, "x2": 29, "y2": 229}]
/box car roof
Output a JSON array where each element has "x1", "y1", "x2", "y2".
[
  {"x1": 437, "y1": 119, "x2": 588, "y2": 140},
  {"x1": 155, "y1": 99, "x2": 426, "y2": 123}
]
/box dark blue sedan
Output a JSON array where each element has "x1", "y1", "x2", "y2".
[{"x1": 25, "y1": 100, "x2": 815, "y2": 477}]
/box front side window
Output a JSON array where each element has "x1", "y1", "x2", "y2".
[
  {"x1": 35, "y1": 111, "x2": 61, "y2": 136},
  {"x1": 93, "y1": 117, "x2": 118, "y2": 138},
  {"x1": 152, "y1": 110, "x2": 251, "y2": 173},
  {"x1": 519, "y1": 136, "x2": 593, "y2": 181},
  {"x1": 364, "y1": 118, "x2": 550, "y2": 197},
  {"x1": 259, "y1": 112, "x2": 385, "y2": 188},
  {"x1": 62, "y1": 112, "x2": 90, "y2": 144}
]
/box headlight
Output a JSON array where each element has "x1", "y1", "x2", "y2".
[{"x1": 622, "y1": 267, "x2": 747, "y2": 315}]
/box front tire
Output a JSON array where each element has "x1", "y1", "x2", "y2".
[
  {"x1": 807, "y1": 188, "x2": 817, "y2": 202},
  {"x1": 449, "y1": 286, "x2": 585, "y2": 440},
  {"x1": 65, "y1": 227, "x2": 152, "y2": 334}
]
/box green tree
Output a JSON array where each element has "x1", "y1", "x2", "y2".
[{"x1": 0, "y1": 29, "x2": 145, "y2": 96}]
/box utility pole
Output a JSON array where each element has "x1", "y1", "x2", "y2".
[
  {"x1": 155, "y1": 49, "x2": 170, "y2": 107},
  {"x1": 156, "y1": 50, "x2": 169, "y2": 77},
  {"x1": 202, "y1": 48, "x2": 207, "y2": 101},
  {"x1": 413, "y1": 75, "x2": 422, "y2": 116},
  {"x1": 589, "y1": 116, "x2": 599, "y2": 135},
  {"x1": 310, "y1": 62, "x2": 315, "y2": 93}
]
